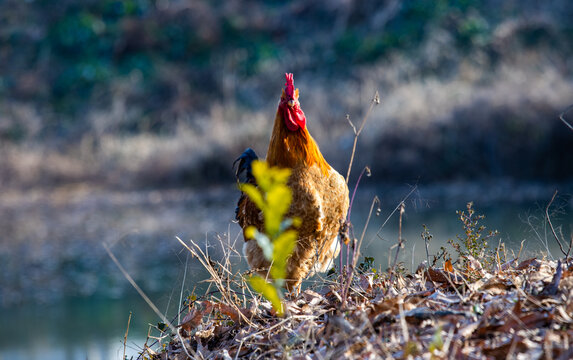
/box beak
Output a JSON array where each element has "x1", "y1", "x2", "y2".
[{"x1": 287, "y1": 100, "x2": 295, "y2": 107}]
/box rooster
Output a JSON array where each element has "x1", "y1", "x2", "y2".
[{"x1": 235, "y1": 73, "x2": 349, "y2": 292}]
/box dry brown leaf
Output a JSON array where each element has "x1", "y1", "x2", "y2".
[
  {"x1": 466, "y1": 255, "x2": 485, "y2": 275},
  {"x1": 215, "y1": 303, "x2": 251, "y2": 324},
  {"x1": 556, "y1": 305, "x2": 573, "y2": 324},
  {"x1": 498, "y1": 311, "x2": 553, "y2": 333},
  {"x1": 427, "y1": 289, "x2": 461, "y2": 305},
  {"x1": 481, "y1": 278, "x2": 512, "y2": 295},
  {"x1": 178, "y1": 301, "x2": 214, "y2": 332},
  {"x1": 195, "y1": 326, "x2": 215, "y2": 339},
  {"x1": 512, "y1": 299, "x2": 522, "y2": 316},
  {"x1": 444, "y1": 259, "x2": 454, "y2": 272},
  {"x1": 369, "y1": 295, "x2": 403, "y2": 317},
  {"x1": 516, "y1": 258, "x2": 540, "y2": 270},
  {"x1": 358, "y1": 274, "x2": 373, "y2": 293},
  {"x1": 425, "y1": 268, "x2": 449, "y2": 283},
  {"x1": 499, "y1": 258, "x2": 518, "y2": 271},
  {"x1": 482, "y1": 335, "x2": 528, "y2": 359},
  {"x1": 424, "y1": 267, "x2": 464, "y2": 284},
  {"x1": 302, "y1": 289, "x2": 324, "y2": 306},
  {"x1": 458, "y1": 321, "x2": 479, "y2": 338}
]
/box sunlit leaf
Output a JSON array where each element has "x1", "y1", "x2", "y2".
[
  {"x1": 270, "y1": 229, "x2": 297, "y2": 280},
  {"x1": 244, "y1": 225, "x2": 257, "y2": 240},
  {"x1": 239, "y1": 159, "x2": 298, "y2": 315},
  {"x1": 271, "y1": 167, "x2": 291, "y2": 185},
  {"x1": 291, "y1": 217, "x2": 302, "y2": 228},
  {"x1": 251, "y1": 161, "x2": 271, "y2": 192},
  {"x1": 248, "y1": 275, "x2": 284, "y2": 316},
  {"x1": 265, "y1": 186, "x2": 292, "y2": 237},
  {"x1": 239, "y1": 183, "x2": 264, "y2": 210}
]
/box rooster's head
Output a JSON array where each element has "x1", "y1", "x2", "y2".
[{"x1": 279, "y1": 73, "x2": 306, "y2": 131}]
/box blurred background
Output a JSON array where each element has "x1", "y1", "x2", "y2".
[{"x1": 1, "y1": 0, "x2": 572, "y2": 359}]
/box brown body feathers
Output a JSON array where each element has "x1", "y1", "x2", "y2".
[{"x1": 236, "y1": 75, "x2": 349, "y2": 291}]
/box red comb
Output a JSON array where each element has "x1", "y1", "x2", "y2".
[
  {"x1": 280, "y1": 73, "x2": 305, "y2": 131},
  {"x1": 284, "y1": 73, "x2": 295, "y2": 99}
]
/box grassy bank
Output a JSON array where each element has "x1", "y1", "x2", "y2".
[{"x1": 1, "y1": 1, "x2": 573, "y2": 189}]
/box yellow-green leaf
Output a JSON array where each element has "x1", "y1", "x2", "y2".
[
  {"x1": 245, "y1": 226, "x2": 257, "y2": 240},
  {"x1": 271, "y1": 167, "x2": 291, "y2": 185},
  {"x1": 248, "y1": 275, "x2": 284, "y2": 316},
  {"x1": 291, "y1": 217, "x2": 302, "y2": 228},
  {"x1": 265, "y1": 186, "x2": 292, "y2": 237},
  {"x1": 251, "y1": 161, "x2": 271, "y2": 192},
  {"x1": 270, "y1": 229, "x2": 297, "y2": 280},
  {"x1": 240, "y1": 183, "x2": 264, "y2": 210},
  {"x1": 267, "y1": 186, "x2": 291, "y2": 218}
]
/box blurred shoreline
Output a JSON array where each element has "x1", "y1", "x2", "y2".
[
  {"x1": 1, "y1": 179, "x2": 571, "y2": 308},
  {"x1": 2, "y1": 1, "x2": 573, "y2": 189}
]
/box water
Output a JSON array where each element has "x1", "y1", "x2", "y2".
[
  {"x1": 0, "y1": 296, "x2": 151, "y2": 360},
  {"x1": 0, "y1": 182, "x2": 571, "y2": 359}
]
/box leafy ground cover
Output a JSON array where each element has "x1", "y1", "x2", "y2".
[
  {"x1": 140, "y1": 250, "x2": 572, "y2": 359},
  {"x1": 134, "y1": 200, "x2": 573, "y2": 359}
]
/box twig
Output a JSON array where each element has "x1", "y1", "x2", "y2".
[
  {"x1": 389, "y1": 202, "x2": 406, "y2": 283},
  {"x1": 375, "y1": 185, "x2": 418, "y2": 237},
  {"x1": 339, "y1": 90, "x2": 379, "y2": 301},
  {"x1": 104, "y1": 242, "x2": 197, "y2": 359},
  {"x1": 353, "y1": 196, "x2": 381, "y2": 267},
  {"x1": 341, "y1": 196, "x2": 380, "y2": 308},
  {"x1": 345, "y1": 91, "x2": 380, "y2": 184},
  {"x1": 123, "y1": 311, "x2": 132, "y2": 360},
  {"x1": 422, "y1": 224, "x2": 432, "y2": 266},
  {"x1": 398, "y1": 302, "x2": 409, "y2": 343},
  {"x1": 559, "y1": 103, "x2": 573, "y2": 131},
  {"x1": 342, "y1": 166, "x2": 372, "y2": 274},
  {"x1": 347, "y1": 166, "x2": 371, "y2": 221},
  {"x1": 104, "y1": 242, "x2": 177, "y2": 333},
  {"x1": 545, "y1": 191, "x2": 567, "y2": 257},
  {"x1": 178, "y1": 253, "x2": 189, "y2": 325},
  {"x1": 176, "y1": 236, "x2": 255, "y2": 327}
]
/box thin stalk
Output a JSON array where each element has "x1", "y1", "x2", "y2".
[
  {"x1": 342, "y1": 196, "x2": 380, "y2": 308},
  {"x1": 347, "y1": 166, "x2": 371, "y2": 221},
  {"x1": 178, "y1": 253, "x2": 189, "y2": 325},
  {"x1": 559, "y1": 103, "x2": 573, "y2": 131},
  {"x1": 104, "y1": 243, "x2": 177, "y2": 334},
  {"x1": 339, "y1": 90, "x2": 379, "y2": 294},
  {"x1": 345, "y1": 91, "x2": 380, "y2": 184},
  {"x1": 375, "y1": 185, "x2": 417, "y2": 238},
  {"x1": 546, "y1": 191, "x2": 567, "y2": 257},
  {"x1": 123, "y1": 312, "x2": 132, "y2": 360},
  {"x1": 389, "y1": 202, "x2": 406, "y2": 283}
]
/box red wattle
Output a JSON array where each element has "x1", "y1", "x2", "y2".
[{"x1": 280, "y1": 102, "x2": 306, "y2": 131}]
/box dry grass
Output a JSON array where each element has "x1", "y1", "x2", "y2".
[
  {"x1": 137, "y1": 233, "x2": 573, "y2": 359},
  {"x1": 2, "y1": 46, "x2": 572, "y2": 189}
]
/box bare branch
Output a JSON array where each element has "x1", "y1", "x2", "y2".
[
  {"x1": 545, "y1": 191, "x2": 567, "y2": 257},
  {"x1": 345, "y1": 91, "x2": 380, "y2": 184},
  {"x1": 559, "y1": 104, "x2": 573, "y2": 131},
  {"x1": 389, "y1": 202, "x2": 406, "y2": 283}
]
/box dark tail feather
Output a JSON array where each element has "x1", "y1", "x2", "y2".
[
  {"x1": 233, "y1": 147, "x2": 258, "y2": 185},
  {"x1": 234, "y1": 148, "x2": 258, "y2": 220}
]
